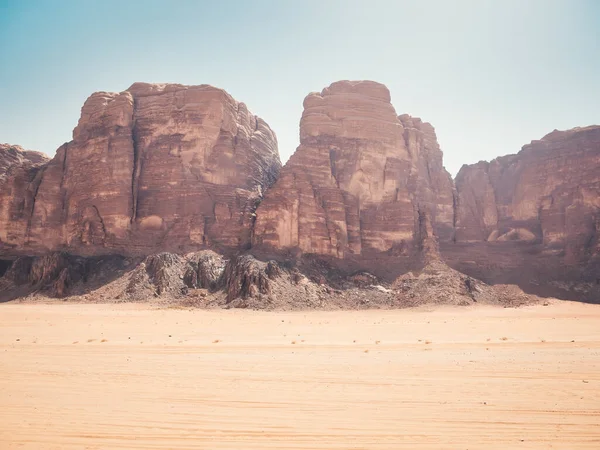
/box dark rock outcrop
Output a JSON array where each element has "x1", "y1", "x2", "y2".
[
  {"x1": 0, "y1": 252, "x2": 129, "y2": 300},
  {"x1": 394, "y1": 261, "x2": 539, "y2": 307},
  {"x1": 184, "y1": 250, "x2": 227, "y2": 291}
]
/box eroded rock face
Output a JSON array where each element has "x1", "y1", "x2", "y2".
[
  {"x1": 0, "y1": 144, "x2": 48, "y2": 176},
  {"x1": 252, "y1": 80, "x2": 454, "y2": 259},
  {"x1": 2, "y1": 79, "x2": 599, "y2": 304},
  {"x1": 449, "y1": 126, "x2": 600, "y2": 300},
  {"x1": 393, "y1": 261, "x2": 539, "y2": 307},
  {"x1": 0, "y1": 84, "x2": 281, "y2": 256},
  {"x1": 0, "y1": 145, "x2": 50, "y2": 253},
  {"x1": 0, "y1": 251, "x2": 123, "y2": 299},
  {"x1": 455, "y1": 126, "x2": 600, "y2": 263}
]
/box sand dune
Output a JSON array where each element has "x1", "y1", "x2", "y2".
[{"x1": 1, "y1": 301, "x2": 599, "y2": 449}]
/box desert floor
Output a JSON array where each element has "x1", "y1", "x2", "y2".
[{"x1": 1, "y1": 301, "x2": 599, "y2": 449}]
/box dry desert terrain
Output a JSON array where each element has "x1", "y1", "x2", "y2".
[{"x1": 1, "y1": 301, "x2": 599, "y2": 449}]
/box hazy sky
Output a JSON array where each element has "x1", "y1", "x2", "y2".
[{"x1": 1, "y1": 0, "x2": 598, "y2": 175}]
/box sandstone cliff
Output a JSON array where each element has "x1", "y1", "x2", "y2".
[
  {"x1": 449, "y1": 126, "x2": 600, "y2": 300},
  {"x1": 0, "y1": 144, "x2": 48, "y2": 176},
  {"x1": 455, "y1": 126, "x2": 600, "y2": 256},
  {"x1": 0, "y1": 84, "x2": 281, "y2": 256},
  {"x1": 1, "y1": 80, "x2": 598, "y2": 304},
  {"x1": 0, "y1": 144, "x2": 50, "y2": 254},
  {"x1": 252, "y1": 80, "x2": 454, "y2": 260}
]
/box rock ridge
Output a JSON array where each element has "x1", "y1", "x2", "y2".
[
  {"x1": 252, "y1": 80, "x2": 455, "y2": 260},
  {"x1": 0, "y1": 83, "x2": 281, "y2": 257},
  {"x1": 1, "y1": 80, "x2": 599, "y2": 303}
]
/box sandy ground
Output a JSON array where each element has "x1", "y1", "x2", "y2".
[{"x1": 1, "y1": 301, "x2": 599, "y2": 449}]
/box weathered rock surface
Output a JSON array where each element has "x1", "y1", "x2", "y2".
[
  {"x1": 0, "y1": 145, "x2": 50, "y2": 252},
  {"x1": 0, "y1": 252, "x2": 129, "y2": 300},
  {"x1": 455, "y1": 126, "x2": 600, "y2": 253},
  {"x1": 394, "y1": 261, "x2": 539, "y2": 307},
  {"x1": 252, "y1": 80, "x2": 455, "y2": 260},
  {"x1": 450, "y1": 126, "x2": 600, "y2": 300},
  {"x1": 2, "y1": 80, "x2": 599, "y2": 305},
  {"x1": 0, "y1": 84, "x2": 280, "y2": 257},
  {"x1": 0, "y1": 144, "x2": 48, "y2": 176},
  {"x1": 0, "y1": 249, "x2": 542, "y2": 309}
]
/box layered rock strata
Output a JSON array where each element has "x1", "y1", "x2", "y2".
[
  {"x1": 0, "y1": 145, "x2": 50, "y2": 251},
  {"x1": 454, "y1": 125, "x2": 600, "y2": 266},
  {"x1": 0, "y1": 84, "x2": 281, "y2": 256},
  {"x1": 449, "y1": 126, "x2": 600, "y2": 300},
  {"x1": 252, "y1": 80, "x2": 454, "y2": 259}
]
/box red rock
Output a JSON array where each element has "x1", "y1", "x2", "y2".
[
  {"x1": 252, "y1": 80, "x2": 454, "y2": 258},
  {"x1": 2, "y1": 80, "x2": 599, "y2": 303},
  {"x1": 0, "y1": 144, "x2": 48, "y2": 175},
  {"x1": 449, "y1": 125, "x2": 600, "y2": 301},
  {"x1": 0, "y1": 144, "x2": 49, "y2": 252},
  {"x1": 0, "y1": 84, "x2": 281, "y2": 256},
  {"x1": 454, "y1": 125, "x2": 600, "y2": 265}
]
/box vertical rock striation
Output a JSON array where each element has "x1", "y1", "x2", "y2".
[
  {"x1": 454, "y1": 126, "x2": 600, "y2": 264},
  {"x1": 0, "y1": 84, "x2": 281, "y2": 256},
  {"x1": 2, "y1": 79, "x2": 598, "y2": 302},
  {"x1": 450, "y1": 126, "x2": 600, "y2": 299},
  {"x1": 252, "y1": 80, "x2": 454, "y2": 259}
]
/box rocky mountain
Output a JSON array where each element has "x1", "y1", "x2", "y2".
[
  {"x1": 455, "y1": 126, "x2": 600, "y2": 257},
  {"x1": 448, "y1": 125, "x2": 600, "y2": 300},
  {"x1": 252, "y1": 80, "x2": 454, "y2": 261},
  {"x1": 0, "y1": 144, "x2": 48, "y2": 175},
  {"x1": 0, "y1": 80, "x2": 598, "y2": 305},
  {"x1": 0, "y1": 83, "x2": 280, "y2": 257},
  {"x1": 0, "y1": 145, "x2": 50, "y2": 254}
]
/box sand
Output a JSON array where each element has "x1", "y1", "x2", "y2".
[{"x1": 1, "y1": 301, "x2": 599, "y2": 449}]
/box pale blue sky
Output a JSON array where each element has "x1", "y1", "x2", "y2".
[{"x1": 1, "y1": 0, "x2": 598, "y2": 175}]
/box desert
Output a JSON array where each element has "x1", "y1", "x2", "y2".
[
  {"x1": 2, "y1": 2, "x2": 600, "y2": 449},
  {"x1": 2, "y1": 301, "x2": 600, "y2": 449}
]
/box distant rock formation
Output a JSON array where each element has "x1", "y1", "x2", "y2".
[
  {"x1": 449, "y1": 125, "x2": 600, "y2": 301},
  {"x1": 0, "y1": 144, "x2": 50, "y2": 251},
  {"x1": 252, "y1": 80, "x2": 454, "y2": 259},
  {"x1": 1, "y1": 80, "x2": 599, "y2": 304},
  {"x1": 0, "y1": 144, "x2": 48, "y2": 175},
  {"x1": 455, "y1": 126, "x2": 600, "y2": 259},
  {"x1": 0, "y1": 84, "x2": 281, "y2": 256}
]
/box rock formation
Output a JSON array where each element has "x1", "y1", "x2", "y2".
[
  {"x1": 449, "y1": 125, "x2": 600, "y2": 300},
  {"x1": 394, "y1": 261, "x2": 539, "y2": 307},
  {"x1": 455, "y1": 126, "x2": 600, "y2": 254},
  {"x1": 0, "y1": 145, "x2": 50, "y2": 253},
  {"x1": 0, "y1": 83, "x2": 281, "y2": 257},
  {"x1": 0, "y1": 144, "x2": 48, "y2": 175},
  {"x1": 1, "y1": 79, "x2": 599, "y2": 305},
  {"x1": 252, "y1": 80, "x2": 454, "y2": 260}
]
